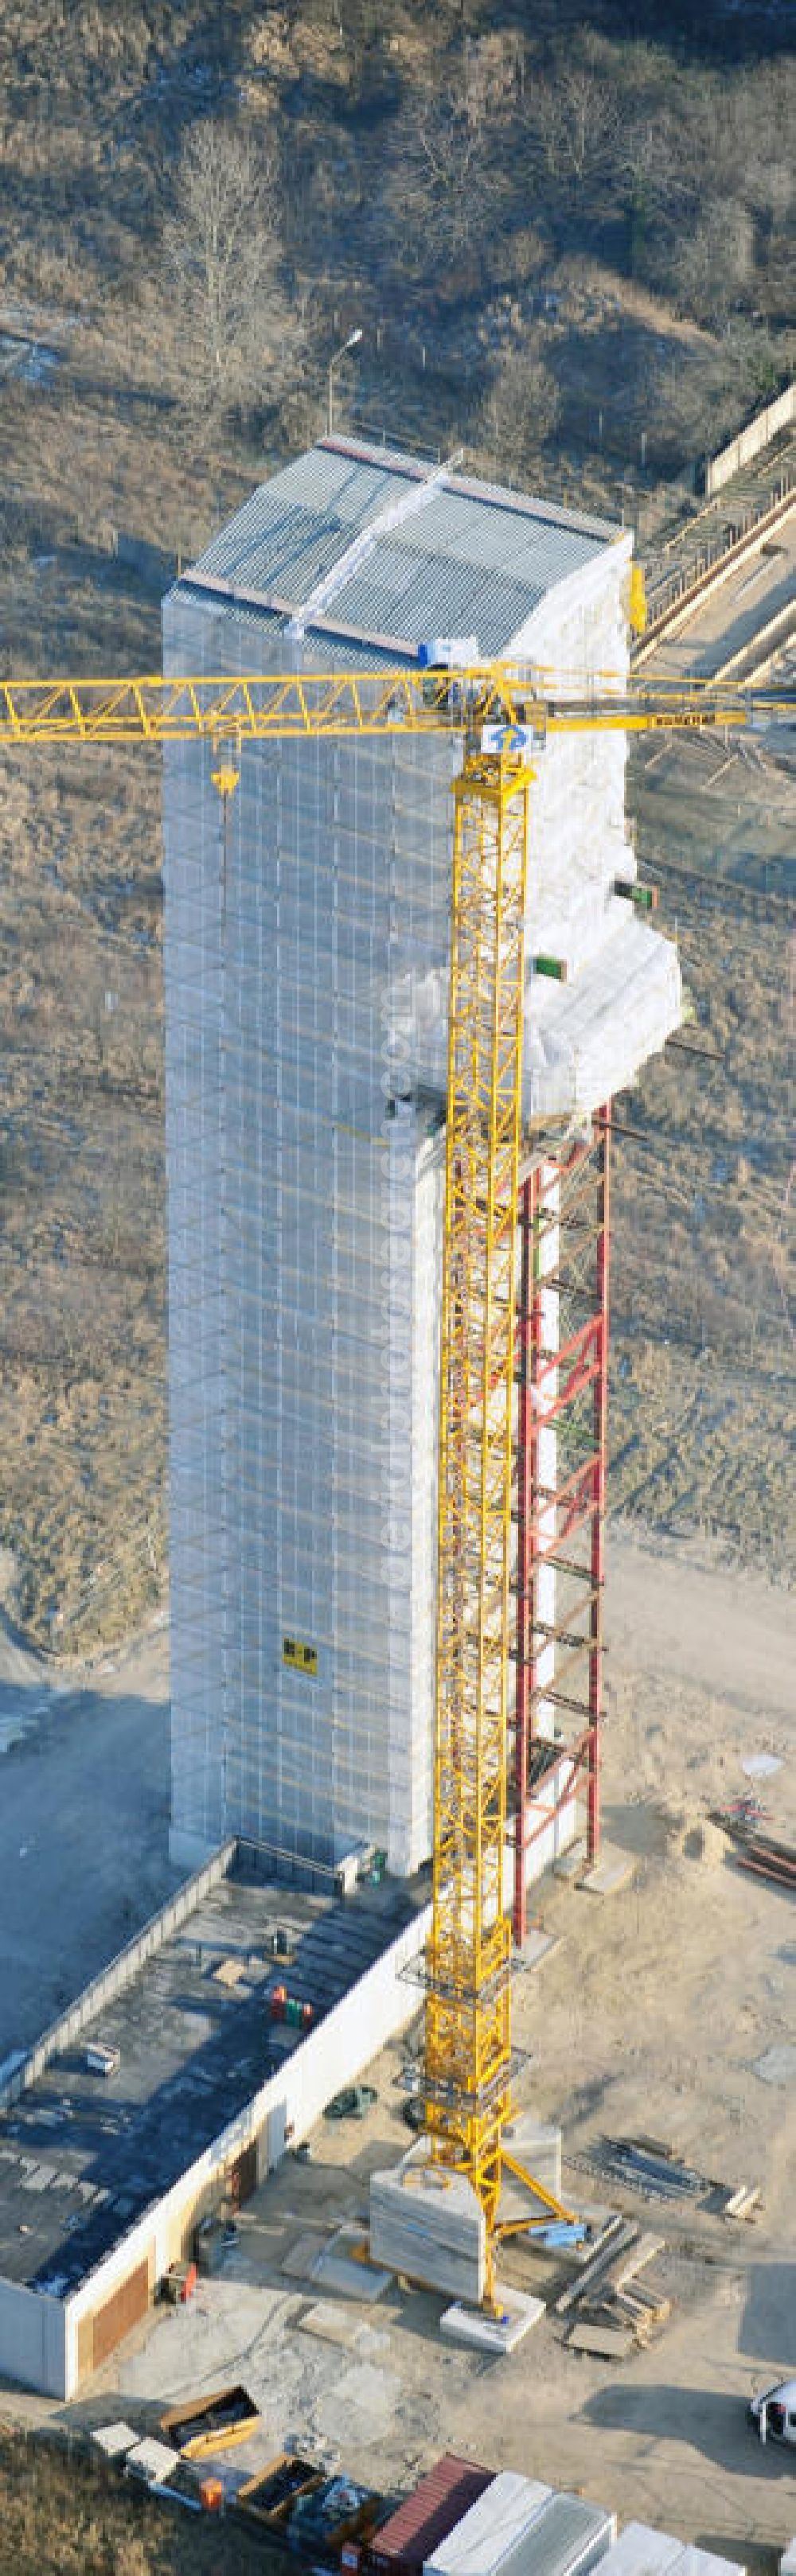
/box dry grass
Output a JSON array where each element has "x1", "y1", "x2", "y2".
[
  {"x1": 0, "y1": 288, "x2": 257, "y2": 1652},
  {"x1": 0, "y1": 3, "x2": 793, "y2": 1645},
  {"x1": 0, "y1": 2425, "x2": 278, "y2": 2576},
  {"x1": 611, "y1": 731, "x2": 795, "y2": 1575},
  {"x1": 0, "y1": 739, "x2": 167, "y2": 1650}
]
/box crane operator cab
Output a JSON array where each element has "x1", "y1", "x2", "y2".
[{"x1": 748, "y1": 2379, "x2": 796, "y2": 2445}]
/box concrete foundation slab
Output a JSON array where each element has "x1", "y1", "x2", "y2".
[
  {"x1": 553, "y1": 1842, "x2": 586, "y2": 1880},
  {"x1": 568, "y1": 2321, "x2": 634, "y2": 2360},
  {"x1": 370, "y1": 2147, "x2": 485, "y2": 2303},
  {"x1": 580, "y1": 1845, "x2": 637, "y2": 1896},
  {"x1": 440, "y1": 2288, "x2": 545, "y2": 2354},
  {"x1": 125, "y1": 2438, "x2": 180, "y2": 2488},
  {"x1": 314, "y1": 2224, "x2": 392, "y2": 2301},
  {"x1": 515, "y1": 1930, "x2": 560, "y2": 1970},
  {"x1": 282, "y1": 2231, "x2": 330, "y2": 2281},
  {"x1": 298, "y1": 2299, "x2": 369, "y2": 2349}
]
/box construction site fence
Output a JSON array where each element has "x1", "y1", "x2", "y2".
[
  {"x1": 704, "y1": 382, "x2": 796, "y2": 497},
  {"x1": 634, "y1": 478, "x2": 796, "y2": 665}
]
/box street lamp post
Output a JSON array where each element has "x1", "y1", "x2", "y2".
[{"x1": 327, "y1": 327, "x2": 362, "y2": 437}]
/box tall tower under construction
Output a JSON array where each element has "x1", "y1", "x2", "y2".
[{"x1": 163, "y1": 438, "x2": 681, "y2": 1878}]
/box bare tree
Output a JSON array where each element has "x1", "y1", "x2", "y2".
[
  {"x1": 676, "y1": 201, "x2": 755, "y2": 327},
  {"x1": 163, "y1": 116, "x2": 303, "y2": 417},
  {"x1": 531, "y1": 58, "x2": 619, "y2": 199},
  {"x1": 462, "y1": 30, "x2": 525, "y2": 125},
  {"x1": 478, "y1": 337, "x2": 560, "y2": 483},
  {"x1": 412, "y1": 87, "x2": 486, "y2": 255}
]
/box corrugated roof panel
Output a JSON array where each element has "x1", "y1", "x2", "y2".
[
  {"x1": 396, "y1": 489, "x2": 528, "y2": 570},
  {"x1": 515, "y1": 526, "x2": 601, "y2": 589},
  {"x1": 186, "y1": 439, "x2": 618, "y2": 656},
  {"x1": 171, "y1": 585, "x2": 417, "y2": 672},
  {"x1": 196, "y1": 505, "x2": 346, "y2": 604},
  {"x1": 597, "y1": 2533, "x2": 699, "y2": 2576},
  {"x1": 508, "y1": 2495, "x2": 614, "y2": 2576},
  {"x1": 391, "y1": 489, "x2": 602, "y2": 583},
  {"x1": 284, "y1": 447, "x2": 416, "y2": 524},
  {"x1": 329, "y1": 555, "x2": 542, "y2": 656}
]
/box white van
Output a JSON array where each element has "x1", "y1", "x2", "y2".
[{"x1": 748, "y1": 2381, "x2": 796, "y2": 2446}]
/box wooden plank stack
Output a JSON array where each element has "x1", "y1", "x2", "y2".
[{"x1": 557, "y1": 2221, "x2": 671, "y2": 2358}]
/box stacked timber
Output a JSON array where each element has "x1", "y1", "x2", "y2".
[{"x1": 557, "y1": 2221, "x2": 670, "y2": 2360}]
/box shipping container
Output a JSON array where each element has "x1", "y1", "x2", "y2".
[
  {"x1": 372, "y1": 2456, "x2": 494, "y2": 2576},
  {"x1": 505, "y1": 2496, "x2": 615, "y2": 2576},
  {"x1": 426, "y1": 2479, "x2": 615, "y2": 2576},
  {"x1": 425, "y1": 2473, "x2": 552, "y2": 2576},
  {"x1": 599, "y1": 2534, "x2": 744, "y2": 2576}
]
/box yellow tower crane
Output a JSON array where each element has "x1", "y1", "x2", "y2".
[{"x1": 1, "y1": 664, "x2": 792, "y2": 2306}]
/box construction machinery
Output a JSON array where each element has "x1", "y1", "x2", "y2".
[{"x1": 2, "y1": 663, "x2": 793, "y2": 2306}]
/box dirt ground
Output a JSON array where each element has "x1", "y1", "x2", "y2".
[
  {"x1": 0, "y1": 1576, "x2": 174, "y2": 2060},
  {"x1": 3, "y1": 1526, "x2": 793, "y2": 2564}
]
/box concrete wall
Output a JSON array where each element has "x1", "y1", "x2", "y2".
[
  {"x1": 4, "y1": 1820, "x2": 576, "y2": 2397},
  {"x1": 0, "y1": 2277, "x2": 66, "y2": 2398},
  {"x1": 705, "y1": 384, "x2": 796, "y2": 497},
  {"x1": 61, "y1": 1901, "x2": 431, "y2": 2399},
  {"x1": 634, "y1": 483, "x2": 796, "y2": 666},
  {"x1": 60, "y1": 1808, "x2": 574, "y2": 2397},
  {"x1": 0, "y1": 1842, "x2": 236, "y2": 2113}
]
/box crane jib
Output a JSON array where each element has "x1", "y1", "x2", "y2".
[{"x1": 0, "y1": 670, "x2": 793, "y2": 748}]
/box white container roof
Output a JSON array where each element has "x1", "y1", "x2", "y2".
[
  {"x1": 425, "y1": 2476, "x2": 614, "y2": 2576},
  {"x1": 599, "y1": 2530, "x2": 745, "y2": 2576},
  {"x1": 426, "y1": 2470, "x2": 552, "y2": 2576},
  {"x1": 511, "y1": 2497, "x2": 615, "y2": 2576}
]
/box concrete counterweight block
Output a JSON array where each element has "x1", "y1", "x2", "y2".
[{"x1": 369, "y1": 2142, "x2": 486, "y2": 2304}]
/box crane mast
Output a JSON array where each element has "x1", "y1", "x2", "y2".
[
  {"x1": 424, "y1": 746, "x2": 532, "y2": 2296},
  {"x1": 2, "y1": 662, "x2": 792, "y2": 2303}
]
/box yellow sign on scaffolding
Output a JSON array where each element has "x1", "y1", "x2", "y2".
[{"x1": 283, "y1": 1635, "x2": 318, "y2": 1677}]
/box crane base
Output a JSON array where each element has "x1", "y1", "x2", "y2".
[{"x1": 440, "y1": 2288, "x2": 545, "y2": 2353}]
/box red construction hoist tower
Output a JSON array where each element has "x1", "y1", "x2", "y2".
[{"x1": 513, "y1": 1105, "x2": 610, "y2": 1944}]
